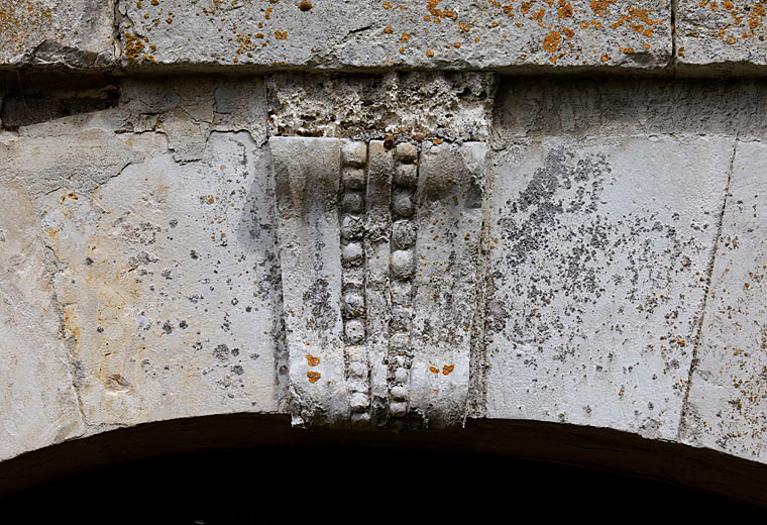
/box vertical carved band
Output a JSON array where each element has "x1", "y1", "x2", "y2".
[
  {"x1": 387, "y1": 143, "x2": 419, "y2": 424},
  {"x1": 339, "y1": 142, "x2": 371, "y2": 425},
  {"x1": 272, "y1": 137, "x2": 485, "y2": 428}
]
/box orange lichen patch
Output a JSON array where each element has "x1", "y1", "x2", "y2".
[
  {"x1": 677, "y1": 46, "x2": 686, "y2": 57},
  {"x1": 557, "y1": 0, "x2": 573, "y2": 18},
  {"x1": 151, "y1": 0, "x2": 159, "y2": 5},
  {"x1": 307, "y1": 371, "x2": 321, "y2": 383},
  {"x1": 542, "y1": 30, "x2": 562, "y2": 52},
  {"x1": 305, "y1": 353, "x2": 321, "y2": 367},
  {"x1": 123, "y1": 32, "x2": 154, "y2": 63},
  {"x1": 458, "y1": 20, "x2": 472, "y2": 32},
  {"x1": 749, "y1": 3, "x2": 766, "y2": 29},
  {"x1": 620, "y1": 46, "x2": 635, "y2": 54},
  {"x1": 442, "y1": 364, "x2": 455, "y2": 376},
  {"x1": 590, "y1": 0, "x2": 616, "y2": 16},
  {"x1": 384, "y1": 24, "x2": 393, "y2": 34},
  {"x1": 429, "y1": 365, "x2": 440, "y2": 374},
  {"x1": 274, "y1": 30, "x2": 288, "y2": 40},
  {"x1": 600, "y1": 53, "x2": 610, "y2": 61},
  {"x1": 264, "y1": 6, "x2": 273, "y2": 19},
  {"x1": 426, "y1": 0, "x2": 458, "y2": 21},
  {"x1": 400, "y1": 31, "x2": 411, "y2": 42},
  {"x1": 453, "y1": 41, "x2": 462, "y2": 48},
  {"x1": 298, "y1": 0, "x2": 313, "y2": 11},
  {"x1": 425, "y1": 48, "x2": 435, "y2": 57}
]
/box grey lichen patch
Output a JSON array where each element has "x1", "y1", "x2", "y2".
[
  {"x1": 267, "y1": 72, "x2": 495, "y2": 143},
  {"x1": 484, "y1": 135, "x2": 733, "y2": 438}
]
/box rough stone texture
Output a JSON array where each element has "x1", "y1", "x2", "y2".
[
  {"x1": 676, "y1": 0, "x2": 767, "y2": 70},
  {"x1": 0, "y1": 0, "x2": 115, "y2": 68},
  {"x1": 681, "y1": 139, "x2": 767, "y2": 462},
  {"x1": 0, "y1": 77, "x2": 284, "y2": 440},
  {"x1": 267, "y1": 72, "x2": 495, "y2": 143},
  {"x1": 484, "y1": 134, "x2": 732, "y2": 438},
  {"x1": 4, "y1": 72, "x2": 767, "y2": 486},
  {"x1": 409, "y1": 141, "x2": 485, "y2": 427},
  {"x1": 0, "y1": 180, "x2": 84, "y2": 461},
  {"x1": 271, "y1": 137, "x2": 348, "y2": 427},
  {"x1": 118, "y1": 0, "x2": 671, "y2": 70}
]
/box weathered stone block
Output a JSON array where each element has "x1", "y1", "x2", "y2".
[
  {"x1": 681, "y1": 140, "x2": 767, "y2": 462},
  {"x1": 1, "y1": 77, "x2": 283, "y2": 432},
  {"x1": 267, "y1": 72, "x2": 495, "y2": 143},
  {"x1": 484, "y1": 135, "x2": 733, "y2": 439},
  {"x1": 0, "y1": 0, "x2": 114, "y2": 68},
  {"x1": 676, "y1": 0, "x2": 767, "y2": 70},
  {"x1": 0, "y1": 183, "x2": 84, "y2": 461},
  {"x1": 118, "y1": 0, "x2": 671, "y2": 70}
]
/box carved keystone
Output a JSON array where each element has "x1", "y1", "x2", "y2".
[{"x1": 271, "y1": 137, "x2": 486, "y2": 428}]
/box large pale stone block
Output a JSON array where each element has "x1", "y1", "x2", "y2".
[
  {"x1": 1, "y1": 77, "x2": 283, "y2": 432},
  {"x1": 0, "y1": 183, "x2": 84, "y2": 461},
  {"x1": 0, "y1": 0, "x2": 114, "y2": 68},
  {"x1": 676, "y1": 0, "x2": 767, "y2": 70},
  {"x1": 484, "y1": 135, "x2": 733, "y2": 439},
  {"x1": 118, "y1": 0, "x2": 671, "y2": 70},
  {"x1": 681, "y1": 140, "x2": 767, "y2": 462}
]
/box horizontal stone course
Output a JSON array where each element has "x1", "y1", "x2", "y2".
[
  {"x1": 117, "y1": 0, "x2": 671, "y2": 70},
  {"x1": 0, "y1": 0, "x2": 114, "y2": 68},
  {"x1": 3, "y1": 1, "x2": 767, "y2": 72},
  {"x1": 676, "y1": 0, "x2": 767, "y2": 70}
]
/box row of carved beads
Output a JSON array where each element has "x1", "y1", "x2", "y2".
[
  {"x1": 340, "y1": 141, "x2": 371, "y2": 424},
  {"x1": 388, "y1": 143, "x2": 418, "y2": 419}
]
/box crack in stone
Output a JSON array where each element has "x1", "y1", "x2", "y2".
[{"x1": 676, "y1": 136, "x2": 739, "y2": 442}]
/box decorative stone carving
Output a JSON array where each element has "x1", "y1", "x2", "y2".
[{"x1": 271, "y1": 137, "x2": 486, "y2": 428}]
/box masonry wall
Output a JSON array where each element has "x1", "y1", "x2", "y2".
[{"x1": 2, "y1": 0, "x2": 767, "y2": 493}]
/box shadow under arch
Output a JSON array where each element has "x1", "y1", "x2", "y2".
[{"x1": 1, "y1": 414, "x2": 766, "y2": 521}]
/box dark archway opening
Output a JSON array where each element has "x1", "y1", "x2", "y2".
[{"x1": 2, "y1": 414, "x2": 766, "y2": 523}]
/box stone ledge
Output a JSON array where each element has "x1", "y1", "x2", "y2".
[{"x1": 3, "y1": 1, "x2": 767, "y2": 75}]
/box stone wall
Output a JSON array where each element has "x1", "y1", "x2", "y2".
[{"x1": 2, "y1": 0, "x2": 767, "y2": 497}]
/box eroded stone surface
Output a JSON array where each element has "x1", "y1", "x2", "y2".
[
  {"x1": 676, "y1": 0, "x2": 767, "y2": 69},
  {"x1": 118, "y1": 0, "x2": 671, "y2": 70},
  {"x1": 0, "y1": 181, "x2": 84, "y2": 461},
  {"x1": 681, "y1": 140, "x2": 767, "y2": 462},
  {"x1": 0, "y1": 77, "x2": 283, "y2": 436},
  {"x1": 409, "y1": 141, "x2": 485, "y2": 427},
  {"x1": 0, "y1": 0, "x2": 114, "y2": 68},
  {"x1": 267, "y1": 72, "x2": 494, "y2": 143},
  {"x1": 271, "y1": 137, "x2": 347, "y2": 427},
  {"x1": 484, "y1": 134, "x2": 733, "y2": 439}
]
